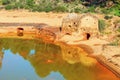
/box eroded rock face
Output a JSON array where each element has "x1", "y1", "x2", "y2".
[
  {"x1": 36, "y1": 27, "x2": 57, "y2": 43},
  {"x1": 101, "y1": 46, "x2": 120, "y2": 67}
]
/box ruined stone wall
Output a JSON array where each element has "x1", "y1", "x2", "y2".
[
  {"x1": 61, "y1": 13, "x2": 100, "y2": 40},
  {"x1": 78, "y1": 14, "x2": 99, "y2": 39},
  {"x1": 79, "y1": 14, "x2": 98, "y2": 29},
  {"x1": 61, "y1": 13, "x2": 80, "y2": 35}
]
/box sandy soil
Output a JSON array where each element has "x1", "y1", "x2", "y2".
[{"x1": 0, "y1": 10, "x2": 68, "y2": 27}]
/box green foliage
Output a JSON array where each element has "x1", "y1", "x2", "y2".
[
  {"x1": 2, "y1": 0, "x2": 10, "y2": 5},
  {"x1": 53, "y1": 6, "x2": 67, "y2": 12},
  {"x1": 5, "y1": 4, "x2": 14, "y2": 10},
  {"x1": 87, "y1": 6, "x2": 95, "y2": 12},
  {"x1": 108, "y1": 39, "x2": 119, "y2": 46},
  {"x1": 104, "y1": 15, "x2": 113, "y2": 20},
  {"x1": 1, "y1": 0, "x2": 120, "y2": 16},
  {"x1": 74, "y1": 7, "x2": 81, "y2": 13},
  {"x1": 117, "y1": 28, "x2": 120, "y2": 32},
  {"x1": 98, "y1": 20, "x2": 106, "y2": 32},
  {"x1": 0, "y1": 0, "x2": 2, "y2": 5}
]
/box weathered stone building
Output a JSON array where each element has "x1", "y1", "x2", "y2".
[
  {"x1": 61, "y1": 13, "x2": 80, "y2": 35},
  {"x1": 78, "y1": 14, "x2": 99, "y2": 39},
  {"x1": 61, "y1": 13, "x2": 100, "y2": 40}
]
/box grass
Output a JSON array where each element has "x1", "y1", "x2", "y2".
[
  {"x1": 1, "y1": 0, "x2": 120, "y2": 17},
  {"x1": 98, "y1": 20, "x2": 106, "y2": 32}
]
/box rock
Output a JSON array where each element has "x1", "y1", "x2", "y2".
[{"x1": 36, "y1": 27, "x2": 57, "y2": 43}]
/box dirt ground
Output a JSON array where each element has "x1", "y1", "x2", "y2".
[{"x1": 0, "y1": 10, "x2": 68, "y2": 27}]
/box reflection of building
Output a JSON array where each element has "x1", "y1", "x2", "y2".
[{"x1": 60, "y1": 43, "x2": 86, "y2": 64}]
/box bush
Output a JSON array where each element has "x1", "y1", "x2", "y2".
[
  {"x1": 98, "y1": 20, "x2": 106, "y2": 32},
  {"x1": 110, "y1": 4, "x2": 120, "y2": 16},
  {"x1": 101, "y1": 9, "x2": 110, "y2": 14},
  {"x1": 26, "y1": 0, "x2": 34, "y2": 7},
  {"x1": 87, "y1": 6, "x2": 95, "y2": 12},
  {"x1": 117, "y1": 28, "x2": 120, "y2": 32},
  {"x1": 104, "y1": 15, "x2": 113, "y2": 20},
  {"x1": 5, "y1": 4, "x2": 13, "y2": 10},
  {"x1": 74, "y1": 8, "x2": 81, "y2": 13},
  {"x1": 108, "y1": 39, "x2": 119, "y2": 46},
  {"x1": 2, "y1": 0, "x2": 10, "y2": 5},
  {"x1": 53, "y1": 6, "x2": 67, "y2": 12}
]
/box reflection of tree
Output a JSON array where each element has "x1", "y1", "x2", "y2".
[
  {"x1": 29, "y1": 53, "x2": 96, "y2": 80},
  {"x1": 29, "y1": 42, "x2": 97, "y2": 80},
  {"x1": 29, "y1": 42, "x2": 62, "y2": 77},
  {"x1": 0, "y1": 51, "x2": 3, "y2": 69},
  {"x1": 0, "y1": 38, "x2": 97, "y2": 80},
  {"x1": 0, "y1": 38, "x2": 35, "y2": 59}
]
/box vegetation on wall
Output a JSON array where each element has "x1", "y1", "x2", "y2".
[
  {"x1": 98, "y1": 20, "x2": 106, "y2": 32},
  {"x1": 0, "y1": 0, "x2": 120, "y2": 16}
]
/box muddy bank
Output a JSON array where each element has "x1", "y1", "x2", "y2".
[{"x1": 96, "y1": 55, "x2": 120, "y2": 77}]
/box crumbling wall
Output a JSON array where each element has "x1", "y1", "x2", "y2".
[
  {"x1": 61, "y1": 13, "x2": 100, "y2": 40},
  {"x1": 61, "y1": 13, "x2": 80, "y2": 35}
]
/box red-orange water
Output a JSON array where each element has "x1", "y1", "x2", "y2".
[{"x1": 95, "y1": 62, "x2": 119, "y2": 80}]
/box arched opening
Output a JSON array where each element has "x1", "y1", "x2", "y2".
[
  {"x1": 86, "y1": 33, "x2": 91, "y2": 40},
  {"x1": 17, "y1": 28, "x2": 24, "y2": 36}
]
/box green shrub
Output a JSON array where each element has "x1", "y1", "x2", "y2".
[
  {"x1": 5, "y1": 4, "x2": 13, "y2": 10},
  {"x1": 87, "y1": 6, "x2": 95, "y2": 12},
  {"x1": 26, "y1": 0, "x2": 34, "y2": 7},
  {"x1": 101, "y1": 9, "x2": 110, "y2": 14},
  {"x1": 53, "y1": 6, "x2": 67, "y2": 12},
  {"x1": 31, "y1": 5, "x2": 43, "y2": 12},
  {"x1": 98, "y1": 20, "x2": 106, "y2": 32},
  {"x1": 104, "y1": 15, "x2": 113, "y2": 20},
  {"x1": 14, "y1": 2, "x2": 24, "y2": 9},
  {"x1": 0, "y1": 0, "x2": 2, "y2": 5},
  {"x1": 2, "y1": 0, "x2": 10, "y2": 5},
  {"x1": 44, "y1": 7, "x2": 53, "y2": 12},
  {"x1": 74, "y1": 8, "x2": 81, "y2": 13},
  {"x1": 108, "y1": 40, "x2": 119, "y2": 46},
  {"x1": 117, "y1": 28, "x2": 120, "y2": 32}
]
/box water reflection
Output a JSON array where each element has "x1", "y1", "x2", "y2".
[
  {"x1": 0, "y1": 49, "x2": 65, "y2": 80},
  {"x1": 29, "y1": 49, "x2": 36, "y2": 55},
  {"x1": 0, "y1": 38, "x2": 119, "y2": 80},
  {"x1": 0, "y1": 49, "x2": 40, "y2": 80}
]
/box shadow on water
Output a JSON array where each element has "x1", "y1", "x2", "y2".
[{"x1": 0, "y1": 38, "x2": 119, "y2": 80}]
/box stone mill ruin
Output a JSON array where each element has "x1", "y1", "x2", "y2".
[{"x1": 61, "y1": 13, "x2": 100, "y2": 40}]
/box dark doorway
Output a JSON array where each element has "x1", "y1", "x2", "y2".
[
  {"x1": 17, "y1": 28, "x2": 24, "y2": 36},
  {"x1": 86, "y1": 33, "x2": 91, "y2": 40}
]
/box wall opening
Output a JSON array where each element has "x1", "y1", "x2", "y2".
[
  {"x1": 86, "y1": 33, "x2": 91, "y2": 40},
  {"x1": 17, "y1": 28, "x2": 24, "y2": 36}
]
